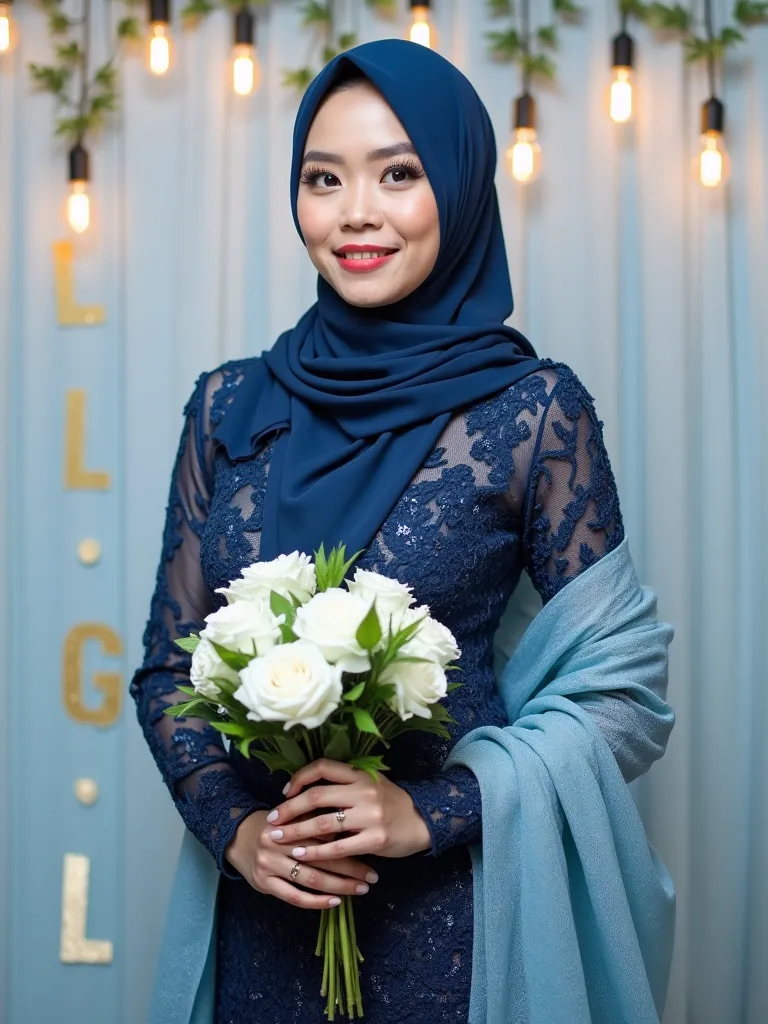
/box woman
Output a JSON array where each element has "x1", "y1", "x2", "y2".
[{"x1": 131, "y1": 39, "x2": 675, "y2": 1024}]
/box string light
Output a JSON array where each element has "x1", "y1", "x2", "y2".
[
  {"x1": 698, "y1": 97, "x2": 730, "y2": 187},
  {"x1": 233, "y1": 5, "x2": 260, "y2": 96},
  {"x1": 696, "y1": 0, "x2": 729, "y2": 188},
  {"x1": 0, "y1": 0, "x2": 16, "y2": 53},
  {"x1": 148, "y1": 0, "x2": 172, "y2": 76},
  {"x1": 407, "y1": 0, "x2": 437, "y2": 50},
  {"x1": 67, "y1": 144, "x2": 91, "y2": 234},
  {"x1": 505, "y1": 93, "x2": 542, "y2": 184},
  {"x1": 609, "y1": 29, "x2": 635, "y2": 123}
]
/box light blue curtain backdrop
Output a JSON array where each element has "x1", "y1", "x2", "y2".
[{"x1": 1, "y1": 1, "x2": 766, "y2": 1022}]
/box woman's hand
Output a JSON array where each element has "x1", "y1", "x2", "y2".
[
  {"x1": 265, "y1": 759, "x2": 433, "y2": 863},
  {"x1": 225, "y1": 808, "x2": 380, "y2": 910}
]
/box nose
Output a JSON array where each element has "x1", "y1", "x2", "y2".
[{"x1": 339, "y1": 177, "x2": 384, "y2": 232}]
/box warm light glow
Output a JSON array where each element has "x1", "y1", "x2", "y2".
[
  {"x1": 699, "y1": 132, "x2": 729, "y2": 188},
  {"x1": 149, "y1": 23, "x2": 171, "y2": 75},
  {"x1": 408, "y1": 7, "x2": 435, "y2": 49},
  {"x1": 0, "y1": 4, "x2": 14, "y2": 52},
  {"x1": 67, "y1": 181, "x2": 90, "y2": 234},
  {"x1": 610, "y1": 67, "x2": 633, "y2": 123},
  {"x1": 233, "y1": 43, "x2": 259, "y2": 95},
  {"x1": 505, "y1": 127, "x2": 542, "y2": 184}
]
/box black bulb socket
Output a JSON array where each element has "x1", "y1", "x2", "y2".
[
  {"x1": 234, "y1": 6, "x2": 255, "y2": 46},
  {"x1": 149, "y1": 0, "x2": 170, "y2": 24},
  {"x1": 409, "y1": 0, "x2": 430, "y2": 8},
  {"x1": 69, "y1": 143, "x2": 89, "y2": 183},
  {"x1": 612, "y1": 31, "x2": 633, "y2": 70},
  {"x1": 701, "y1": 97, "x2": 725, "y2": 135},
  {"x1": 513, "y1": 93, "x2": 536, "y2": 131}
]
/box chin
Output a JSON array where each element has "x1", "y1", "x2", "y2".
[{"x1": 333, "y1": 279, "x2": 403, "y2": 309}]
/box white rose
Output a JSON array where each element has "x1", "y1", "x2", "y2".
[
  {"x1": 345, "y1": 569, "x2": 415, "y2": 633},
  {"x1": 397, "y1": 605, "x2": 461, "y2": 668},
  {"x1": 381, "y1": 659, "x2": 448, "y2": 721},
  {"x1": 200, "y1": 598, "x2": 284, "y2": 657},
  {"x1": 216, "y1": 551, "x2": 316, "y2": 606},
  {"x1": 190, "y1": 637, "x2": 239, "y2": 699},
  {"x1": 292, "y1": 589, "x2": 372, "y2": 673},
  {"x1": 234, "y1": 640, "x2": 342, "y2": 731}
]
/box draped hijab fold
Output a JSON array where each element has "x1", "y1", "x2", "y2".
[{"x1": 212, "y1": 39, "x2": 542, "y2": 561}]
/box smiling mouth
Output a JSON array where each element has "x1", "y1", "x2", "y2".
[{"x1": 333, "y1": 249, "x2": 399, "y2": 273}]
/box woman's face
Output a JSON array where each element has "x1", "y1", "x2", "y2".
[{"x1": 296, "y1": 81, "x2": 440, "y2": 308}]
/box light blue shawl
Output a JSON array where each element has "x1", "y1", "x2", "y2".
[{"x1": 149, "y1": 535, "x2": 676, "y2": 1023}]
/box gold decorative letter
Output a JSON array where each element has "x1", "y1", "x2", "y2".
[
  {"x1": 63, "y1": 624, "x2": 122, "y2": 727},
  {"x1": 64, "y1": 390, "x2": 111, "y2": 490},
  {"x1": 60, "y1": 854, "x2": 114, "y2": 964},
  {"x1": 52, "y1": 240, "x2": 106, "y2": 326}
]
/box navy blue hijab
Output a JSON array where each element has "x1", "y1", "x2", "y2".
[{"x1": 213, "y1": 39, "x2": 542, "y2": 562}]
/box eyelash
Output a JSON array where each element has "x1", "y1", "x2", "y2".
[{"x1": 299, "y1": 157, "x2": 426, "y2": 188}]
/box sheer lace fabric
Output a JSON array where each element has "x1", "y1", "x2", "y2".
[{"x1": 131, "y1": 358, "x2": 626, "y2": 1022}]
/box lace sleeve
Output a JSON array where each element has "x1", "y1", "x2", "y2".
[
  {"x1": 129, "y1": 372, "x2": 267, "y2": 879},
  {"x1": 523, "y1": 363, "x2": 625, "y2": 601}
]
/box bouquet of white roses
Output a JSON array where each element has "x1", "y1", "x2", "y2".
[{"x1": 167, "y1": 543, "x2": 462, "y2": 1021}]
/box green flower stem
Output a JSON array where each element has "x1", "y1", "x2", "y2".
[
  {"x1": 316, "y1": 907, "x2": 328, "y2": 958},
  {"x1": 346, "y1": 897, "x2": 364, "y2": 1012},
  {"x1": 327, "y1": 906, "x2": 336, "y2": 1018},
  {"x1": 338, "y1": 896, "x2": 355, "y2": 1017}
]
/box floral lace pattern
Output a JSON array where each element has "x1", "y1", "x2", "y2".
[{"x1": 130, "y1": 356, "x2": 624, "y2": 1021}]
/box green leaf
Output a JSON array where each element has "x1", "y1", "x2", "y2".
[
  {"x1": 117, "y1": 16, "x2": 142, "y2": 41},
  {"x1": 523, "y1": 52, "x2": 557, "y2": 81},
  {"x1": 56, "y1": 41, "x2": 84, "y2": 65},
  {"x1": 28, "y1": 64, "x2": 70, "y2": 95},
  {"x1": 486, "y1": 27, "x2": 522, "y2": 60},
  {"x1": 643, "y1": 2, "x2": 690, "y2": 31},
  {"x1": 553, "y1": 0, "x2": 581, "y2": 14},
  {"x1": 486, "y1": 0, "x2": 515, "y2": 17},
  {"x1": 356, "y1": 600, "x2": 382, "y2": 651},
  {"x1": 352, "y1": 707, "x2": 380, "y2": 736},
  {"x1": 365, "y1": 0, "x2": 397, "y2": 16},
  {"x1": 48, "y1": 11, "x2": 71, "y2": 35},
  {"x1": 175, "y1": 684, "x2": 198, "y2": 697},
  {"x1": 337, "y1": 32, "x2": 357, "y2": 50},
  {"x1": 734, "y1": 0, "x2": 768, "y2": 25},
  {"x1": 343, "y1": 681, "x2": 366, "y2": 702},
  {"x1": 447, "y1": 680, "x2": 464, "y2": 691},
  {"x1": 270, "y1": 589, "x2": 296, "y2": 629},
  {"x1": 537, "y1": 24, "x2": 558, "y2": 47},
  {"x1": 718, "y1": 26, "x2": 746, "y2": 47},
  {"x1": 248, "y1": 748, "x2": 297, "y2": 772},
  {"x1": 302, "y1": 1, "x2": 332, "y2": 26},
  {"x1": 324, "y1": 724, "x2": 352, "y2": 761},
  {"x1": 275, "y1": 733, "x2": 309, "y2": 770},
  {"x1": 278, "y1": 623, "x2": 299, "y2": 643},
  {"x1": 210, "y1": 641, "x2": 252, "y2": 672},
  {"x1": 174, "y1": 635, "x2": 201, "y2": 653},
  {"x1": 237, "y1": 737, "x2": 253, "y2": 758},
  {"x1": 181, "y1": 0, "x2": 217, "y2": 20},
  {"x1": 348, "y1": 754, "x2": 390, "y2": 782}
]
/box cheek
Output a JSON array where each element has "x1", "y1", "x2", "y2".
[
  {"x1": 296, "y1": 195, "x2": 333, "y2": 254},
  {"x1": 391, "y1": 191, "x2": 440, "y2": 257}
]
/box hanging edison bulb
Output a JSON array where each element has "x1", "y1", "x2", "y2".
[
  {"x1": 697, "y1": 97, "x2": 730, "y2": 188},
  {"x1": 67, "y1": 144, "x2": 91, "y2": 234},
  {"x1": 0, "y1": 0, "x2": 17, "y2": 54},
  {"x1": 233, "y1": 6, "x2": 260, "y2": 96},
  {"x1": 505, "y1": 94, "x2": 542, "y2": 184},
  {"x1": 406, "y1": 0, "x2": 438, "y2": 50},
  {"x1": 148, "y1": 0, "x2": 172, "y2": 76},
  {"x1": 609, "y1": 31, "x2": 635, "y2": 124}
]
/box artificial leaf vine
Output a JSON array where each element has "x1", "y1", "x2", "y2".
[
  {"x1": 28, "y1": 0, "x2": 142, "y2": 146},
  {"x1": 486, "y1": 0, "x2": 583, "y2": 86}
]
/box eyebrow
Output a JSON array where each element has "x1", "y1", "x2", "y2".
[{"x1": 302, "y1": 142, "x2": 418, "y2": 165}]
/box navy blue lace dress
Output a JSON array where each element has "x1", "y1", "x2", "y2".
[{"x1": 131, "y1": 358, "x2": 627, "y2": 1023}]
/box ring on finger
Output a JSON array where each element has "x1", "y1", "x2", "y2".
[
  {"x1": 290, "y1": 861, "x2": 301, "y2": 879},
  {"x1": 335, "y1": 808, "x2": 345, "y2": 825}
]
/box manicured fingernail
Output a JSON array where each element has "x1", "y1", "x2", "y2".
[
  {"x1": 355, "y1": 883, "x2": 369, "y2": 894},
  {"x1": 365, "y1": 871, "x2": 379, "y2": 884},
  {"x1": 269, "y1": 830, "x2": 283, "y2": 840},
  {"x1": 282, "y1": 782, "x2": 291, "y2": 795},
  {"x1": 293, "y1": 847, "x2": 306, "y2": 857},
  {"x1": 266, "y1": 810, "x2": 278, "y2": 823},
  {"x1": 328, "y1": 897, "x2": 341, "y2": 906}
]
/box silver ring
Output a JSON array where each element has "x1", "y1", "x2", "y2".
[
  {"x1": 290, "y1": 861, "x2": 300, "y2": 879},
  {"x1": 335, "y1": 808, "x2": 345, "y2": 824}
]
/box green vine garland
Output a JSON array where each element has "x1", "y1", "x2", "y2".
[{"x1": 485, "y1": 0, "x2": 583, "y2": 86}]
